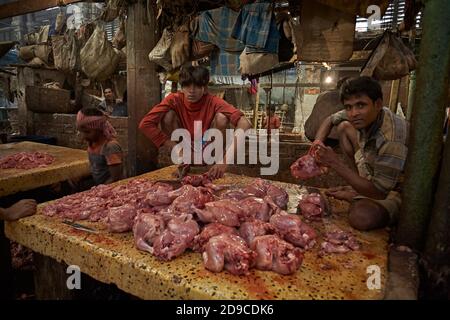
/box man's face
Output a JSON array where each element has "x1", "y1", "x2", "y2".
[
  {"x1": 181, "y1": 84, "x2": 206, "y2": 103},
  {"x1": 79, "y1": 127, "x2": 101, "y2": 143},
  {"x1": 343, "y1": 94, "x2": 382, "y2": 130},
  {"x1": 104, "y1": 89, "x2": 114, "y2": 102}
]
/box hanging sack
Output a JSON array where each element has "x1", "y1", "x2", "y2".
[
  {"x1": 55, "y1": 11, "x2": 67, "y2": 34},
  {"x1": 148, "y1": 28, "x2": 174, "y2": 71},
  {"x1": 361, "y1": 31, "x2": 417, "y2": 80},
  {"x1": 52, "y1": 30, "x2": 79, "y2": 73},
  {"x1": 170, "y1": 24, "x2": 191, "y2": 69},
  {"x1": 294, "y1": 1, "x2": 355, "y2": 62},
  {"x1": 239, "y1": 48, "x2": 279, "y2": 75},
  {"x1": 112, "y1": 18, "x2": 126, "y2": 49},
  {"x1": 101, "y1": 0, "x2": 125, "y2": 22},
  {"x1": 80, "y1": 25, "x2": 120, "y2": 81}
]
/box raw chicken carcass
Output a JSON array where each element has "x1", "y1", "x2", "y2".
[
  {"x1": 133, "y1": 211, "x2": 166, "y2": 253},
  {"x1": 270, "y1": 213, "x2": 317, "y2": 250},
  {"x1": 298, "y1": 193, "x2": 327, "y2": 220},
  {"x1": 159, "y1": 185, "x2": 214, "y2": 216},
  {"x1": 290, "y1": 144, "x2": 328, "y2": 180},
  {"x1": 192, "y1": 223, "x2": 238, "y2": 252},
  {"x1": 251, "y1": 235, "x2": 303, "y2": 275},
  {"x1": 239, "y1": 220, "x2": 276, "y2": 246},
  {"x1": 244, "y1": 179, "x2": 289, "y2": 209},
  {"x1": 144, "y1": 182, "x2": 177, "y2": 207},
  {"x1": 193, "y1": 199, "x2": 244, "y2": 227},
  {"x1": 152, "y1": 215, "x2": 200, "y2": 261},
  {"x1": 238, "y1": 196, "x2": 274, "y2": 222},
  {"x1": 203, "y1": 233, "x2": 255, "y2": 275},
  {"x1": 106, "y1": 204, "x2": 137, "y2": 233}
]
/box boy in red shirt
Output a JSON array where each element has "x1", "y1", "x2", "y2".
[{"x1": 139, "y1": 66, "x2": 251, "y2": 179}]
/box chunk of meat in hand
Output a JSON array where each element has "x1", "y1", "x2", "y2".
[
  {"x1": 106, "y1": 204, "x2": 137, "y2": 233},
  {"x1": 251, "y1": 235, "x2": 303, "y2": 275},
  {"x1": 192, "y1": 223, "x2": 238, "y2": 252},
  {"x1": 193, "y1": 199, "x2": 244, "y2": 227},
  {"x1": 133, "y1": 211, "x2": 166, "y2": 253},
  {"x1": 152, "y1": 216, "x2": 200, "y2": 261},
  {"x1": 298, "y1": 193, "x2": 327, "y2": 220},
  {"x1": 239, "y1": 220, "x2": 276, "y2": 246},
  {"x1": 203, "y1": 233, "x2": 255, "y2": 275},
  {"x1": 290, "y1": 144, "x2": 328, "y2": 180},
  {"x1": 270, "y1": 213, "x2": 317, "y2": 249}
]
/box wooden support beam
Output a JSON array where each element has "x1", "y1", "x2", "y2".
[
  {"x1": 126, "y1": 1, "x2": 159, "y2": 176},
  {"x1": 0, "y1": 0, "x2": 103, "y2": 20},
  {"x1": 389, "y1": 79, "x2": 401, "y2": 113}
]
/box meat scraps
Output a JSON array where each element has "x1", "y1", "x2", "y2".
[
  {"x1": 42, "y1": 179, "x2": 169, "y2": 222},
  {"x1": 202, "y1": 233, "x2": 255, "y2": 275},
  {"x1": 290, "y1": 144, "x2": 328, "y2": 180},
  {"x1": 251, "y1": 235, "x2": 303, "y2": 275},
  {"x1": 320, "y1": 228, "x2": 360, "y2": 254},
  {"x1": 270, "y1": 213, "x2": 317, "y2": 250},
  {"x1": 182, "y1": 173, "x2": 228, "y2": 191},
  {"x1": 0, "y1": 151, "x2": 54, "y2": 169},
  {"x1": 298, "y1": 193, "x2": 327, "y2": 220}
]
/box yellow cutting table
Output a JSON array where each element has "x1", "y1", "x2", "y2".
[
  {"x1": 0, "y1": 141, "x2": 90, "y2": 197},
  {"x1": 5, "y1": 166, "x2": 388, "y2": 300}
]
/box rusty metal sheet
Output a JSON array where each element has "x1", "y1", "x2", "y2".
[
  {"x1": 0, "y1": 141, "x2": 90, "y2": 197},
  {"x1": 5, "y1": 166, "x2": 388, "y2": 299}
]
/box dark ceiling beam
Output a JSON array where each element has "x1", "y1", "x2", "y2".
[{"x1": 0, "y1": 0, "x2": 104, "y2": 20}]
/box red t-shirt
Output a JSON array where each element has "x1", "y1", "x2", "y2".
[{"x1": 139, "y1": 92, "x2": 244, "y2": 148}]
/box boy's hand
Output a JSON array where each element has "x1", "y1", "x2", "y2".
[
  {"x1": 208, "y1": 164, "x2": 227, "y2": 180},
  {"x1": 4, "y1": 199, "x2": 37, "y2": 221}
]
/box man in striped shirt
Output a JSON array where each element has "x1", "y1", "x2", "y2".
[{"x1": 313, "y1": 76, "x2": 409, "y2": 231}]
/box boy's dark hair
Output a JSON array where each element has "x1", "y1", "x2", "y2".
[
  {"x1": 179, "y1": 65, "x2": 210, "y2": 87},
  {"x1": 81, "y1": 107, "x2": 105, "y2": 116},
  {"x1": 340, "y1": 76, "x2": 383, "y2": 103},
  {"x1": 336, "y1": 76, "x2": 350, "y2": 90}
]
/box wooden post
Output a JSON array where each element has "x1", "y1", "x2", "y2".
[
  {"x1": 389, "y1": 79, "x2": 401, "y2": 113},
  {"x1": 127, "y1": 1, "x2": 160, "y2": 176},
  {"x1": 33, "y1": 253, "x2": 76, "y2": 300},
  {"x1": 253, "y1": 82, "x2": 260, "y2": 129},
  {"x1": 396, "y1": 0, "x2": 450, "y2": 249}
]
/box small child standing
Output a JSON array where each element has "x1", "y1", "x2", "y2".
[{"x1": 76, "y1": 108, "x2": 123, "y2": 185}]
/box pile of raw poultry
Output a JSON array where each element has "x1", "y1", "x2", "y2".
[{"x1": 43, "y1": 167, "x2": 360, "y2": 276}]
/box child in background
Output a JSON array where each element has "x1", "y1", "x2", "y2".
[{"x1": 76, "y1": 108, "x2": 123, "y2": 185}]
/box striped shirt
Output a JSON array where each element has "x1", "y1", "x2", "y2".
[{"x1": 330, "y1": 107, "x2": 409, "y2": 194}]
